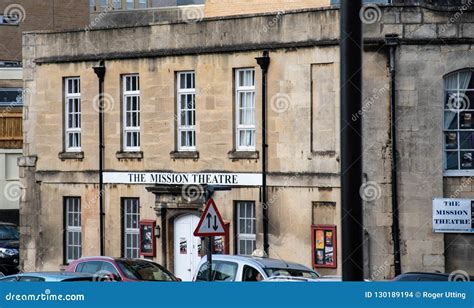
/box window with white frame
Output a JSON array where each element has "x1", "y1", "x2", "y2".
[
  {"x1": 139, "y1": 0, "x2": 147, "y2": 8},
  {"x1": 126, "y1": 0, "x2": 134, "y2": 9},
  {"x1": 235, "y1": 69, "x2": 256, "y2": 151},
  {"x1": 65, "y1": 197, "x2": 82, "y2": 263},
  {"x1": 177, "y1": 72, "x2": 196, "y2": 151},
  {"x1": 123, "y1": 75, "x2": 141, "y2": 151},
  {"x1": 444, "y1": 69, "x2": 474, "y2": 173},
  {"x1": 113, "y1": 0, "x2": 122, "y2": 9},
  {"x1": 123, "y1": 198, "x2": 140, "y2": 258},
  {"x1": 100, "y1": 0, "x2": 109, "y2": 9},
  {"x1": 64, "y1": 78, "x2": 81, "y2": 152},
  {"x1": 236, "y1": 201, "x2": 256, "y2": 256}
]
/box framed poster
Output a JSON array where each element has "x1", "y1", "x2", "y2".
[
  {"x1": 139, "y1": 220, "x2": 156, "y2": 257},
  {"x1": 312, "y1": 225, "x2": 337, "y2": 269},
  {"x1": 199, "y1": 222, "x2": 230, "y2": 256},
  {"x1": 213, "y1": 223, "x2": 230, "y2": 255}
]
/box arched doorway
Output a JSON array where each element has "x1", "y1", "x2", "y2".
[{"x1": 173, "y1": 214, "x2": 201, "y2": 281}]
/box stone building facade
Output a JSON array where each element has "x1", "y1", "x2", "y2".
[
  {"x1": 19, "y1": 1, "x2": 474, "y2": 280},
  {"x1": 0, "y1": 0, "x2": 90, "y2": 225}
]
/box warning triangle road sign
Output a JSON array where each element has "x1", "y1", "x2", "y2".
[{"x1": 194, "y1": 198, "x2": 226, "y2": 237}]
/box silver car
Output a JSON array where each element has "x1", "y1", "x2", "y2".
[{"x1": 193, "y1": 255, "x2": 323, "y2": 282}]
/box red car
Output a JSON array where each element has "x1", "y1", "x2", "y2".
[{"x1": 65, "y1": 257, "x2": 180, "y2": 282}]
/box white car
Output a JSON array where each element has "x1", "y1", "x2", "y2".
[{"x1": 193, "y1": 255, "x2": 329, "y2": 282}]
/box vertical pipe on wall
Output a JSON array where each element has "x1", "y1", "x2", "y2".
[
  {"x1": 386, "y1": 34, "x2": 402, "y2": 277},
  {"x1": 256, "y1": 51, "x2": 270, "y2": 254},
  {"x1": 93, "y1": 61, "x2": 106, "y2": 256},
  {"x1": 340, "y1": 0, "x2": 364, "y2": 281}
]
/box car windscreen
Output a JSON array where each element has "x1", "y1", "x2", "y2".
[
  {"x1": 264, "y1": 268, "x2": 320, "y2": 279},
  {"x1": 0, "y1": 225, "x2": 19, "y2": 241},
  {"x1": 62, "y1": 277, "x2": 95, "y2": 282},
  {"x1": 116, "y1": 260, "x2": 176, "y2": 281}
]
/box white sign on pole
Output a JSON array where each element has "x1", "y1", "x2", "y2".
[
  {"x1": 432, "y1": 198, "x2": 472, "y2": 233},
  {"x1": 194, "y1": 198, "x2": 226, "y2": 237}
]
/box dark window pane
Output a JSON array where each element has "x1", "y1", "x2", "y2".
[
  {"x1": 460, "y1": 131, "x2": 474, "y2": 149},
  {"x1": 446, "y1": 152, "x2": 458, "y2": 170}
]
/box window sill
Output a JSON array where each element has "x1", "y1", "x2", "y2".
[
  {"x1": 228, "y1": 150, "x2": 259, "y2": 160},
  {"x1": 170, "y1": 151, "x2": 199, "y2": 160},
  {"x1": 116, "y1": 151, "x2": 144, "y2": 160},
  {"x1": 443, "y1": 170, "x2": 474, "y2": 177},
  {"x1": 58, "y1": 151, "x2": 84, "y2": 161}
]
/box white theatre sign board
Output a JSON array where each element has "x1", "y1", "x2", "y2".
[
  {"x1": 103, "y1": 172, "x2": 263, "y2": 186},
  {"x1": 432, "y1": 198, "x2": 473, "y2": 233}
]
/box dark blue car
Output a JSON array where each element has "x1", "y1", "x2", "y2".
[{"x1": 0, "y1": 223, "x2": 20, "y2": 276}]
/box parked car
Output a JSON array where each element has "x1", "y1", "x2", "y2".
[
  {"x1": 0, "y1": 223, "x2": 20, "y2": 276},
  {"x1": 393, "y1": 272, "x2": 474, "y2": 282},
  {"x1": 65, "y1": 257, "x2": 180, "y2": 282},
  {"x1": 0, "y1": 272, "x2": 96, "y2": 282},
  {"x1": 193, "y1": 255, "x2": 323, "y2": 282}
]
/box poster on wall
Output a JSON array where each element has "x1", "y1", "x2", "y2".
[
  {"x1": 180, "y1": 238, "x2": 187, "y2": 254},
  {"x1": 432, "y1": 198, "x2": 473, "y2": 233},
  {"x1": 312, "y1": 225, "x2": 337, "y2": 269},
  {"x1": 139, "y1": 220, "x2": 156, "y2": 257}
]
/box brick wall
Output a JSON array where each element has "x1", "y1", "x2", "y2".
[
  {"x1": 0, "y1": 0, "x2": 90, "y2": 62},
  {"x1": 205, "y1": 0, "x2": 330, "y2": 17}
]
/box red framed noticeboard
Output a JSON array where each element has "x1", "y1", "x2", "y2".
[
  {"x1": 198, "y1": 223, "x2": 230, "y2": 256},
  {"x1": 312, "y1": 225, "x2": 337, "y2": 269},
  {"x1": 139, "y1": 220, "x2": 156, "y2": 257}
]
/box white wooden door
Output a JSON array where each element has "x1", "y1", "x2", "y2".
[{"x1": 174, "y1": 214, "x2": 201, "y2": 281}]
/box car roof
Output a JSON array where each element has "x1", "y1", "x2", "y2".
[
  {"x1": 206, "y1": 255, "x2": 314, "y2": 272},
  {"x1": 72, "y1": 256, "x2": 154, "y2": 263},
  {"x1": 73, "y1": 256, "x2": 116, "y2": 261},
  {"x1": 402, "y1": 272, "x2": 449, "y2": 277}
]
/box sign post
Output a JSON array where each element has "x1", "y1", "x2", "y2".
[{"x1": 194, "y1": 198, "x2": 226, "y2": 281}]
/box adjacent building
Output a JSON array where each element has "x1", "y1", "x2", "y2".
[
  {"x1": 0, "y1": 0, "x2": 90, "y2": 225},
  {"x1": 18, "y1": 0, "x2": 474, "y2": 281}
]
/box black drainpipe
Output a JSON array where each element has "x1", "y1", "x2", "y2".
[
  {"x1": 385, "y1": 34, "x2": 402, "y2": 276},
  {"x1": 93, "y1": 61, "x2": 106, "y2": 256},
  {"x1": 256, "y1": 51, "x2": 270, "y2": 254},
  {"x1": 340, "y1": 0, "x2": 364, "y2": 281}
]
